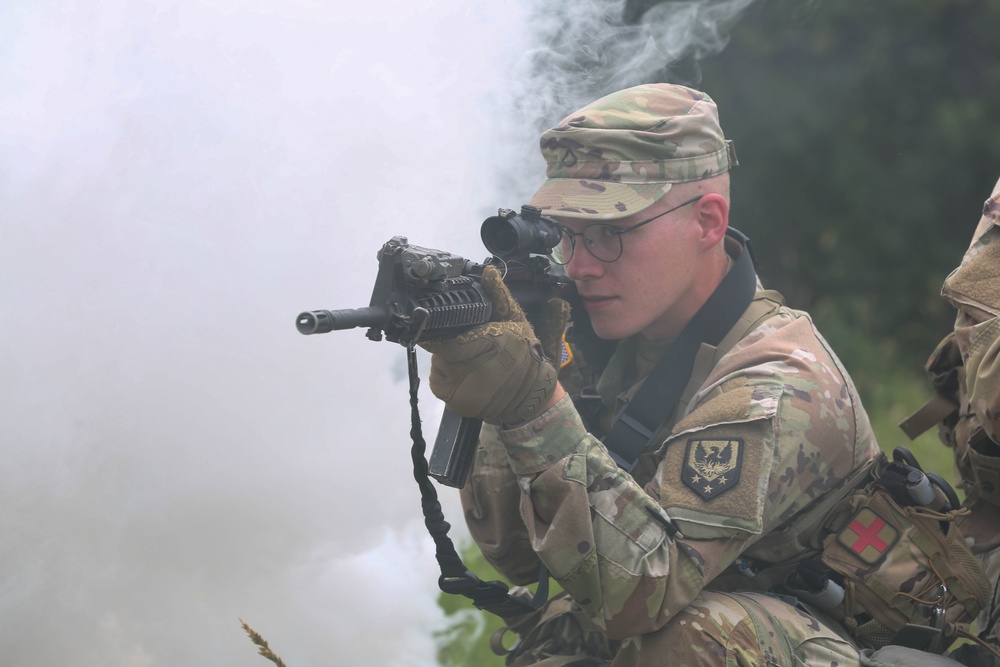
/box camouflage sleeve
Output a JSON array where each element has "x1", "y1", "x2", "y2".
[
  {"x1": 495, "y1": 312, "x2": 874, "y2": 639},
  {"x1": 459, "y1": 424, "x2": 543, "y2": 584},
  {"x1": 459, "y1": 346, "x2": 599, "y2": 586},
  {"x1": 498, "y1": 395, "x2": 695, "y2": 638}
]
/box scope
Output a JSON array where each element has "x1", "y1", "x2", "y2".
[{"x1": 481, "y1": 205, "x2": 561, "y2": 258}]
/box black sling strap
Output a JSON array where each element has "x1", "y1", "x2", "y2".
[
  {"x1": 405, "y1": 342, "x2": 549, "y2": 620},
  {"x1": 603, "y1": 228, "x2": 759, "y2": 471}
]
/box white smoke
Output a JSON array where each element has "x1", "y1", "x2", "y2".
[
  {"x1": 0, "y1": 0, "x2": 754, "y2": 665},
  {"x1": 494, "y1": 0, "x2": 756, "y2": 199},
  {"x1": 1, "y1": 1, "x2": 522, "y2": 665}
]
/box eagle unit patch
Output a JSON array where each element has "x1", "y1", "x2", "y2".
[{"x1": 682, "y1": 438, "x2": 744, "y2": 500}]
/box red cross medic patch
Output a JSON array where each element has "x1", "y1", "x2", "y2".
[
  {"x1": 837, "y1": 507, "x2": 900, "y2": 565},
  {"x1": 682, "y1": 438, "x2": 744, "y2": 500}
]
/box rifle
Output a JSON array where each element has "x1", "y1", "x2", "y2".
[{"x1": 296, "y1": 205, "x2": 573, "y2": 488}]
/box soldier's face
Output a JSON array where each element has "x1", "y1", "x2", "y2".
[{"x1": 558, "y1": 196, "x2": 707, "y2": 342}]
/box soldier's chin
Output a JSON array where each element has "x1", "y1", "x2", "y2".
[{"x1": 590, "y1": 315, "x2": 639, "y2": 342}]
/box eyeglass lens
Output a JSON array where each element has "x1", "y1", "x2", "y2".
[{"x1": 555, "y1": 225, "x2": 622, "y2": 264}]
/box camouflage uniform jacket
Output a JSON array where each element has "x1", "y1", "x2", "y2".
[{"x1": 460, "y1": 274, "x2": 881, "y2": 640}]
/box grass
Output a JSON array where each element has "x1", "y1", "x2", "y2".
[{"x1": 240, "y1": 620, "x2": 289, "y2": 667}]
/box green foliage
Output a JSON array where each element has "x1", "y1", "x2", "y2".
[{"x1": 862, "y1": 364, "x2": 958, "y2": 486}]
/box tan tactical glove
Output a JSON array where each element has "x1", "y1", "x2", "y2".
[{"x1": 420, "y1": 265, "x2": 559, "y2": 426}]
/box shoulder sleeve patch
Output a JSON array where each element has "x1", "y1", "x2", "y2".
[
  {"x1": 682, "y1": 437, "x2": 745, "y2": 500},
  {"x1": 655, "y1": 383, "x2": 783, "y2": 540}
]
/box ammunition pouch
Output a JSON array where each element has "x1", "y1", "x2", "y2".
[{"x1": 796, "y1": 453, "x2": 991, "y2": 653}]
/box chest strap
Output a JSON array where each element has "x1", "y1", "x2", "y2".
[{"x1": 604, "y1": 228, "x2": 759, "y2": 471}]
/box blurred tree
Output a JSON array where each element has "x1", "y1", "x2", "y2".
[{"x1": 697, "y1": 0, "x2": 1000, "y2": 394}]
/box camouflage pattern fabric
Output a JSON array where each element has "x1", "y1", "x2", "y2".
[
  {"x1": 496, "y1": 589, "x2": 859, "y2": 667},
  {"x1": 526, "y1": 84, "x2": 738, "y2": 221},
  {"x1": 936, "y1": 176, "x2": 1000, "y2": 651},
  {"x1": 460, "y1": 275, "x2": 881, "y2": 662},
  {"x1": 941, "y1": 177, "x2": 1000, "y2": 455},
  {"x1": 612, "y1": 590, "x2": 859, "y2": 666}
]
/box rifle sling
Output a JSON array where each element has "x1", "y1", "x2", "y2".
[
  {"x1": 603, "y1": 228, "x2": 759, "y2": 471},
  {"x1": 405, "y1": 343, "x2": 547, "y2": 620}
]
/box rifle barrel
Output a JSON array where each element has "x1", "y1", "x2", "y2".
[{"x1": 296, "y1": 306, "x2": 387, "y2": 335}]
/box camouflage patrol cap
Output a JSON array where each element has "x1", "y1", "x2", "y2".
[{"x1": 528, "y1": 83, "x2": 738, "y2": 220}]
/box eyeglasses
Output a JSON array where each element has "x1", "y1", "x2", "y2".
[{"x1": 552, "y1": 194, "x2": 705, "y2": 265}]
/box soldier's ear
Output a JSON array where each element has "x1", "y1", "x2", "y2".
[{"x1": 695, "y1": 194, "x2": 728, "y2": 248}]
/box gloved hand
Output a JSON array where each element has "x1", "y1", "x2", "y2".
[{"x1": 419, "y1": 265, "x2": 559, "y2": 425}]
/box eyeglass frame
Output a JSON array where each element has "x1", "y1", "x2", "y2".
[{"x1": 552, "y1": 194, "x2": 706, "y2": 265}]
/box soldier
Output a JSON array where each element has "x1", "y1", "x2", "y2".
[
  {"x1": 421, "y1": 84, "x2": 977, "y2": 665},
  {"x1": 907, "y1": 177, "x2": 1000, "y2": 664}
]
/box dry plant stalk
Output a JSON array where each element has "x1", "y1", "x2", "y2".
[{"x1": 240, "y1": 619, "x2": 289, "y2": 667}]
